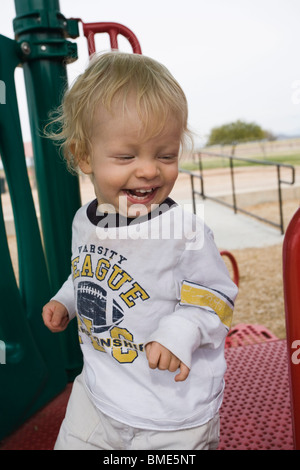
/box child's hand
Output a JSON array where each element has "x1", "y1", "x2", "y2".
[
  {"x1": 145, "y1": 341, "x2": 190, "y2": 382},
  {"x1": 42, "y1": 300, "x2": 69, "y2": 333}
]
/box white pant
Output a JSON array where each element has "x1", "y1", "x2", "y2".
[{"x1": 54, "y1": 373, "x2": 220, "y2": 450}]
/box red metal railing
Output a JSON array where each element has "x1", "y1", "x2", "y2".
[
  {"x1": 76, "y1": 20, "x2": 142, "y2": 56},
  {"x1": 220, "y1": 250, "x2": 239, "y2": 287},
  {"x1": 283, "y1": 206, "x2": 300, "y2": 449}
]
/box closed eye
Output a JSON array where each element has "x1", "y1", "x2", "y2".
[
  {"x1": 158, "y1": 154, "x2": 178, "y2": 162},
  {"x1": 114, "y1": 155, "x2": 135, "y2": 162}
]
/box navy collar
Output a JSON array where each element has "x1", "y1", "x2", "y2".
[{"x1": 87, "y1": 197, "x2": 177, "y2": 227}]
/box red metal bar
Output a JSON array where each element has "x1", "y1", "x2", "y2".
[
  {"x1": 77, "y1": 21, "x2": 142, "y2": 56},
  {"x1": 220, "y1": 250, "x2": 239, "y2": 286},
  {"x1": 283, "y1": 206, "x2": 300, "y2": 449}
]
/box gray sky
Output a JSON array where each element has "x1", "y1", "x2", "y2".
[{"x1": 1, "y1": 0, "x2": 300, "y2": 145}]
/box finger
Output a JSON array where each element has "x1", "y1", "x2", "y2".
[
  {"x1": 145, "y1": 342, "x2": 152, "y2": 358},
  {"x1": 42, "y1": 307, "x2": 54, "y2": 328},
  {"x1": 146, "y1": 342, "x2": 161, "y2": 369},
  {"x1": 153, "y1": 344, "x2": 175, "y2": 370},
  {"x1": 52, "y1": 307, "x2": 67, "y2": 327},
  {"x1": 59, "y1": 315, "x2": 69, "y2": 330},
  {"x1": 175, "y1": 363, "x2": 190, "y2": 382},
  {"x1": 168, "y1": 355, "x2": 180, "y2": 373},
  {"x1": 157, "y1": 355, "x2": 170, "y2": 370},
  {"x1": 156, "y1": 347, "x2": 173, "y2": 370}
]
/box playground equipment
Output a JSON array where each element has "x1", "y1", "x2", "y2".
[
  {"x1": 78, "y1": 20, "x2": 142, "y2": 55},
  {"x1": 0, "y1": 0, "x2": 298, "y2": 450},
  {"x1": 283, "y1": 207, "x2": 300, "y2": 449},
  {"x1": 220, "y1": 250, "x2": 239, "y2": 287},
  {"x1": 0, "y1": 0, "x2": 81, "y2": 440}
]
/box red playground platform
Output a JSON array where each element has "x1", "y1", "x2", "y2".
[{"x1": 220, "y1": 327, "x2": 293, "y2": 450}]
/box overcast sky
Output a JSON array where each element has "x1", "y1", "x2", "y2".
[{"x1": 1, "y1": 0, "x2": 300, "y2": 145}]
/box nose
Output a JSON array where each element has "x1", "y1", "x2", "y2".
[{"x1": 135, "y1": 159, "x2": 160, "y2": 180}]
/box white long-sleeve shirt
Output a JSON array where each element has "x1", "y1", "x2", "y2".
[{"x1": 53, "y1": 198, "x2": 238, "y2": 431}]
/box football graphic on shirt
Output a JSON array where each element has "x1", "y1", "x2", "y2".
[{"x1": 77, "y1": 281, "x2": 124, "y2": 333}]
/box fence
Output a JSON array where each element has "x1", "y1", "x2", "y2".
[{"x1": 180, "y1": 151, "x2": 296, "y2": 234}]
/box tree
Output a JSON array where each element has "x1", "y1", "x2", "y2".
[{"x1": 207, "y1": 120, "x2": 267, "y2": 146}]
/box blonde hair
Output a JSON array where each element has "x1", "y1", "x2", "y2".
[{"x1": 48, "y1": 51, "x2": 192, "y2": 172}]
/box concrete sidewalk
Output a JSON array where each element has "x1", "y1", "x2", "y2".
[
  {"x1": 178, "y1": 198, "x2": 284, "y2": 250},
  {"x1": 170, "y1": 167, "x2": 298, "y2": 250}
]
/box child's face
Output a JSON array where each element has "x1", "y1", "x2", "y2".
[{"x1": 79, "y1": 97, "x2": 182, "y2": 217}]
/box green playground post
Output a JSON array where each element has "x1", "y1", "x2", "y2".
[{"x1": 13, "y1": 0, "x2": 83, "y2": 377}]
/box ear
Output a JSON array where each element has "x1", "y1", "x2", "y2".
[
  {"x1": 69, "y1": 143, "x2": 93, "y2": 175},
  {"x1": 78, "y1": 155, "x2": 93, "y2": 175}
]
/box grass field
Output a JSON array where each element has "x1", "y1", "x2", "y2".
[
  {"x1": 180, "y1": 137, "x2": 300, "y2": 171},
  {"x1": 180, "y1": 151, "x2": 300, "y2": 171}
]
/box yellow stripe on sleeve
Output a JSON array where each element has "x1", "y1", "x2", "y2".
[{"x1": 180, "y1": 282, "x2": 233, "y2": 329}]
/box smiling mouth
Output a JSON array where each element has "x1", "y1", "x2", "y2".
[{"x1": 123, "y1": 188, "x2": 157, "y2": 201}]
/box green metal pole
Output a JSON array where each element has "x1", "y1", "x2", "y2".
[
  {"x1": 13, "y1": 0, "x2": 83, "y2": 378},
  {"x1": 0, "y1": 32, "x2": 67, "y2": 439}
]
